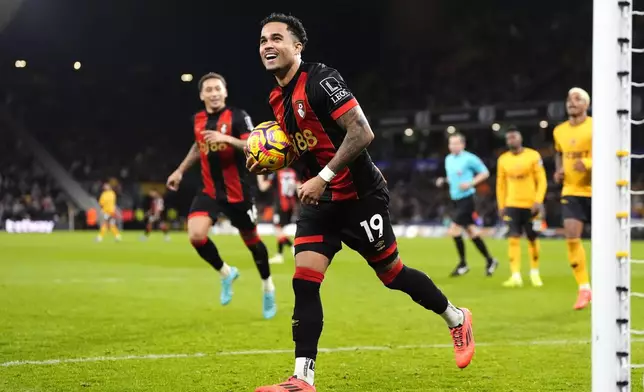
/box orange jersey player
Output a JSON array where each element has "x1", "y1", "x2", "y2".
[
  {"x1": 553, "y1": 87, "x2": 592, "y2": 310},
  {"x1": 496, "y1": 126, "x2": 547, "y2": 288},
  {"x1": 96, "y1": 183, "x2": 122, "y2": 242}
]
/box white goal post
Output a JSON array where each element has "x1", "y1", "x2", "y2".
[{"x1": 592, "y1": 1, "x2": 641, "y2": 391}]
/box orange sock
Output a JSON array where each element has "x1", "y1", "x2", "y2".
[
  {"x1": 528, "y1": 239, "x2": 540, "y2": 271},
  {"x1": 508, "y1": 237, "x2": 521, "y2": 274},
  {"x1": 566, "y1": 238, "x2": 590, "y2": 288}
]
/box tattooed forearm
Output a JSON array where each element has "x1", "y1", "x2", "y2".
[
  {"x1": 326, "y1": 106, "x2": 374, "y2": 174},
  {"x1": 178, "y1": 143, "x2": 200, "y2": 173}
]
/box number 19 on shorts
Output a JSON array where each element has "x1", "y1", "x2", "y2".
[{"x1": 360, "y1": 214, "x2": 383, "y2": 243}]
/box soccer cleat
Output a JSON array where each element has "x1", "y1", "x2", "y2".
[
  {"x1": 485, "y1": 258, "x2": 499, "y2": 276},
  {"x1": 502, "y1": 275, "x2": 523, "y2": 288},
  {"x1": 450, "y1": 308, "x2": 475, "y2": 369},
  {"x1": 220, "y1": 267, "x2": 239, "y2": 306},
  {"x1": 530, "y1": 271, "x2": 543, "y2": 287},
  {"x1": 255, "y1": 376, "x2": 316, "y2": 392},
  {"x1": 450, "y1": 264, "x2": 470, "y2": 277},
  {"x1": 269, "y1": 254, "x2": 285, "y2": 264},
  {"x1": 263, "y1": 290, "x2": 277, "y2": 319},
  {"x1": 95, "y1": 236, "x2": 103, "y2": 243},
  {"x1": 573, "y1": 288, "x2": 592, "y2": 310}
]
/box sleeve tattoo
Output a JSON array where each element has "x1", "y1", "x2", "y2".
[{"x1": 326, "y1": 106, "x2": 374, "y2": 174}]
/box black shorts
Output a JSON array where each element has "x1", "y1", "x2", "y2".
[
  {"x1": 273, "y1": 207, "x2": 294, "y2": 227},
  {"x1": 561, "y1": 196, "x2": 591, "y2": 224},
  {"x1": 504, "y1": 207, "x2": 539, "y2": 237},
  {"x1": 146, "y1": 214, "x2": 163, "y2": 228},
  {"x1": 451, "y1": 196, "x2": 476, "y2": 227},
  {"x1": 294, "y1": 188, "x2": 397, "y2": 263},
  {"x1": 188, "y1": 194, "x2": 257, "y2": 231}
]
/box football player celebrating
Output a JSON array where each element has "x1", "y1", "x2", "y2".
[
  {"x1": 250, "y1": 13, "x2": 475, "y2": 392},
  {"x1": 166, "y1": 72, "x2": 276, "y2": 319}
]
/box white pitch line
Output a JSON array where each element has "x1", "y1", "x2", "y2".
[{"x1": 3, "y1": 338, "x2": 644, "y2": 368}]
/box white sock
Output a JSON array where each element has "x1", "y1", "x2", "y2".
[
  {"x1": 441, "y1": 302, "x2": 464, "y2": 328},
  {"x1": 262, "y1": 276, "x2": 275, "y2": 292},
  {"x1": 530, "y1": 269, "x2": 539, "y2": 275},
  {"x1": 294, "y1": 357, "x2": 315, "y2": 386},
  {"x1": 579, "y1": 283, "x2": 591, "y2": 291},
  {"x1": 512, "y1": 272, "x2": 522, "y2": 280},
  {"x1": 219, "y1": 263, "x2": 231, "y2": 278}
]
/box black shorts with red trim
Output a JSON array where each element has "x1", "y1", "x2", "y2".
[
  {"x1": 188, "y1": 194, "x2": 257, "y2": 231},
  {"x1": 273, "y1": 207, "x2": 294, "y2": 227},
  {"x1": 294, "y1": 188, "x2": 397, "y2": 264}
]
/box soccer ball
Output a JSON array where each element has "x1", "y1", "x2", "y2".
[{"x1": 247, "y1": 121, "x2": 295, "y2": 172}]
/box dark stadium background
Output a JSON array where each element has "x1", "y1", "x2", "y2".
[{"x1": 1, "y1": 0, "x2": 641, "y2": 234}]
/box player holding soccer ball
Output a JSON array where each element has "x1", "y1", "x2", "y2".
[
  {"x1": 166, "y1": 72, "x2": 276, "y2": 319},
  {"x1": 249, "y1": 13, "x2": 475, "y2": 392}
]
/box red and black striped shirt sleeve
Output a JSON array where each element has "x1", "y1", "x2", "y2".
[
  {"x1": 232, "y1": 108, "x2": 254, "y2": 140},
  {"x1": 306, "y1": 66, "x2": 359, "y2": 121}
]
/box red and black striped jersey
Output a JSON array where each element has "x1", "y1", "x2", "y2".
[
  {"x1": 150, "y1": 196, "x2": 164, "y2": 215},
  {"x1": 193, "y1": 106, "x2": 255, "y2": 203},
  {"x1": 268, "y1": 168, "x2": 298, "y2": 212},
  {"x1": 269, "y1": 62, "x2": 386, "y2": 202}
]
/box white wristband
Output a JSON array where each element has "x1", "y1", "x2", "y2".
[{"x1": 318, "y1": 166, "x2": 336, "y2": 183}]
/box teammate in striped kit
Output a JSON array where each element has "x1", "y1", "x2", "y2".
[
  {"x1": 258, "y1": 168, "x2": 299, "y2": 264},
  {"x1": 166, "y1": 72, "x2": 276, "y2": 319},
  {"x1": 141, "y1": 189, "x2": 170, "y2": 241}
]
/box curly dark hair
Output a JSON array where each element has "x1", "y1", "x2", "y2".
[{"x1": 260, "y1": 13, "x2": 308, "y2": 49}]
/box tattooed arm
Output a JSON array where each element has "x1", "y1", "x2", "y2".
[
  {"x1": 177, "y1": 143, "x2": 200, "y2": 173},
  {"x1": 325, "y1": 106, "x2": 374, "y2": 174}
]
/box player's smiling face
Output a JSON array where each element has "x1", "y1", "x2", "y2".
[
  {"x1": 566, "y1": 92, "x2": 588, "y2": 117},
  {"x1": 259, "y1": 22, "x2": 302, "y2": 73},
  {"x1": 200, "y1": 78, "x2": 228, "y2": 112}
]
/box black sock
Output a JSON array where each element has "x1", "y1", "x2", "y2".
[
  {"x1": 453, "y1": 236, "x2": 466, "y2": 265},
  {"x1": 191, "y1": 238, "x2": 223, "y2": 270},
  {"x1": 472, "y1": 236, "x2": 492, "y2": 261},
  {"x1": 292, "y1": 276, "x2": 324, "y2": 360},
  {"x1": 386, "y1": 264, "x2": 449, "y2": 314},
  {"x1": 248, "y1": 241, "x2": 271, "y2": 279},
  {"x1": 277, "y1": 239, "x2": 284, "y2": 255}
]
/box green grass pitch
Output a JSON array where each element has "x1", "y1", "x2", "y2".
[{"x1": 1, "y1": 232, "x2": 643, "y2": 391}]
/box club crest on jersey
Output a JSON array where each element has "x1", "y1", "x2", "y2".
[
  {"x1": 295, "y1": 100, "x2": 306, "y2": 118},
  {"x1": 220, "y1": 124, "x2": 228, "y2": 134}
]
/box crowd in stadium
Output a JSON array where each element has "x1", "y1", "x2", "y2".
[
  {"x1": 1, "y1": 1, "x2": 642, "y2": 230},
  {"x1": 0, "y1": 132, "x2": 68, "y2": 223}
]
